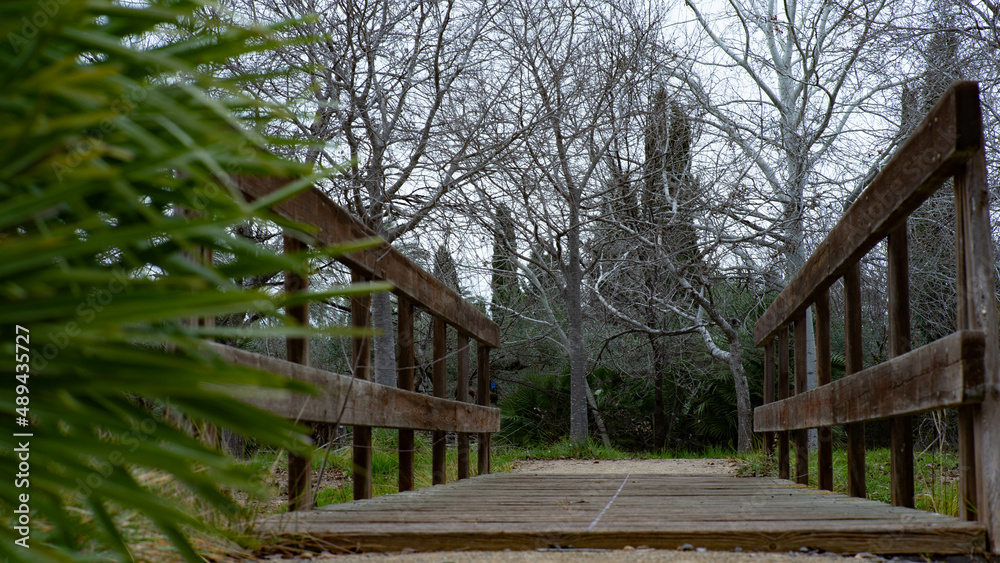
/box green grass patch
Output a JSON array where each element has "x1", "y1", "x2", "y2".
[
  {"x1": 491, "y1": 438, "x2": 735, "y2": 463},
  {"x1": 734, "y1": 447, "x2": 961, "y2": 516}
]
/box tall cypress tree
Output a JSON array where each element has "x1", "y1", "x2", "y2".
[{"x1": 491, "y1": 203, "x2": 522, "y2": 320}]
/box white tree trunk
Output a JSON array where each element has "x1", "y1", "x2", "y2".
[
  {"x1": 806, "y1": 306, "x2": 819, "y2": 450},
  {"x1": 585, "y1": 380, "x2": 611, "y2": 448}
]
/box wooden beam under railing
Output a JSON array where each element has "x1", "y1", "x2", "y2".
[
  {"x1": 209, "y1": 343, "x2": 500, "y2": 433},
  {"x1": 754, "y1": 331, "x2": 985, "y2": 432}
]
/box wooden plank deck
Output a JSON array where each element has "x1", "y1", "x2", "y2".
[{"x1": 256, "y1": 473, "x2": 986, "y2": 554}]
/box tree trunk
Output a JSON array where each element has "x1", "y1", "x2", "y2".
[
  {"x1": 371, "y1": 291, "x2": 397, "y2": 387},
  {"x1": 585, "y1": 380, "x2": 611, "y2": 447},
  {"x1": 566, "y1": 204, "x2": 588, "y2": 444},
  {"x1": 666, "y1": 372, "x2": 678, "y2": 449},
  {"x1": 650, "y1": 334, "x2": 666, "y2": 450},
  {"x1": 726, "y1": 329, "x2": 753, "y2": 453}
]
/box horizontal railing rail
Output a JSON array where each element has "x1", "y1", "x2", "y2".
[
  {"x1": 754, "y1": 330, "x2": 985, "y2": 430},
  {"x1": 753, "y1": 81, "x2": 999, "y2": 553},
  {"x1": 212, "y1": 343, "x2": 500, "y2": 432}
]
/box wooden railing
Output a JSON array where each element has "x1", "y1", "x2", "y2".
[
  {"x1": 753, "y1": 81, "x2": 999, "y2": 551},
  {"x1": 215, "y1": 177, "x2": 500, "y2": 510}
]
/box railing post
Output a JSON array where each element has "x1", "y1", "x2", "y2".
[
  {"x1": 457, "y1": 333, "x2": 471, "y2": 480},
  {"x1": 477, "y1": 343, "x2": 491, "y2": 475},
  {"x1": 763, "y1": 339, "x2": 775, "y2": 455},
  {"x1": 816, "y1": 289, "x2": 833, "y2": 491},
  {"x1": 793, "y1": 314, "x2": 809, "y2": 486},
  {"x1": 196, "y1": 242, "x2": 218, "y2": 448},
  {"x1": 397, "y1": 296, "x2": 415, "y2": 492},
  {"x1": 843, "y1": 262, "x2": 866, "y2": 498},
  {"x1": 887, "y1": 224, "x2": 914, "y2": 508},
  {"x1": 352, "y1": 270, "x2": 373, "y2": 500},
  {"x1": 284, "y1": 234, "x2": 313, "y2": 511},
  {"x1": 177, "y1": 207, "x2": 219, "y2": 448},
  {"x1": 432, "y1": 317, "x2": 448, "y2": 485},
  {"x1": 956, "y1": 145, "x2": 998, "y2": 540},
  {"x1": 777, "y1": 326, "x2": 790, "y2": 481}
]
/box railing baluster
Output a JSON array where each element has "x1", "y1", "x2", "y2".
[
  {"x1": 397, "y1": 296, "x2": 416, "y2": 492},
  {"x1": 955, "y1": 146, "x2": 996, "y2": 526},
  {"x1": 763, "y1": 339, "x2": 775, "y2": 455},
  {"x1": 432, "y1": 317, "x2": 448, "y2": 485},
  {"x1": 955, "y1": 149, "x2": 978, "y2": 523},
  {"x1": 887, "y1": 223, "x2": 914, "y2": 508},
  {"x1": 843, "y1": 262, "x2": 866, "y2": 499},
  {"x1": 284, "y1": 234, "x2": 313, "y2": 511},
  {"x1": 457, "y1": 333, "x2": 471, "y2": 480},
  {"x1": 352, "y1": 270, "x2": 373, "y2": 501},
  {"x1": 816, "y1": 289, "x2": 833, "y2": 491},
  {"x1": 197, "y1": 242, "x2": 218, "y2": 448},
  {"x1": 793, "y1": 314, "x2": 809, "y2": 486},
  {"x1": 777, "y1": 326, "x2": 790, "y2": 481},
  {"x1": 477, "y1": 343, "x2": 492, "y2": 475},
  {"x1": 177, "y1": 207, "x2": 220, "y2": 448},
  {"x1": 956, "y1": 407, "x2": 978, "y2": 521}
]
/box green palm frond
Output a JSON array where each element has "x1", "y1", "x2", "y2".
[{"x1": 1, "y1": 1, "x2": 382, "y2": 560}]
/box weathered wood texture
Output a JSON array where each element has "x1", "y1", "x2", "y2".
[
  {"x1": 456, "y1": 333, "x2": 471, "y2": 480},
  {"x1": 477, "y1": 343, "x2": 491, "y2": 475},
  {"x1": 887, "y1": 225, "x2": 914, "y2": 508},
  {"x1": 815, "y1": 290, "x2": 833, "y2": 492},
  {"x1": 754, "y1": 81, "x2": 983, "y2": 347},
  {"x1": 352, "y1": 272, "x2": 373, "y2": 501},
  {"x1": 754, "y1": 331, "x2": 985, "y2": 432},
  {"x1": 843, "y1": 263, "x2": 866, "y2": 499},
  {"x1": 956, "y1": 142, "x2": 1000, "y2": 547},
  {"x1": 257, "y1": 474, "x2": 987, "y2": 554},
  {"x1": 284, "y1": 234, "x2": 313, "y2": 511},
  {"x1": 396, "y1": 296, "x2": 415, "y2": 492},
  {"x1": 236, "y1": 176, "x2": 500, "y2": 347},
  {"x1": 432, "y1": 318, "x2": 447, "y2": 486},
  {"x1": 209, "y1": 343, "x2": 500, "y2": 433}
]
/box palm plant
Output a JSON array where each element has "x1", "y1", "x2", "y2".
[{"x1": 1, "y1": 1, "x2": 382, "y2": 560}]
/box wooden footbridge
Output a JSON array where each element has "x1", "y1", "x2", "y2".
[
  {"x1": 256, "y1": 473, "x2": 986, "y2": 554},
  {"x1": 220, "y1": 82, "x2": 999, "y2": 555}
]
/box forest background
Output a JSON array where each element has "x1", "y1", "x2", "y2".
[{"x1": 210, "y1": 0, "x2": 1000, "y2": 454}]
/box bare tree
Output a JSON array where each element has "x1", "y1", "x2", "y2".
[
  {"x1": 215, "y1": 0, "x2": 520, "y2": 384},
  {"x1": 468, "y1": 0, "x2": 660, "y2": 443},
  {"x1": 590, "y1": 89, "x2": 756, "y2": 451},
  {"x1": 675, "y1": 0, "x2": 921, "y2": 447}
]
